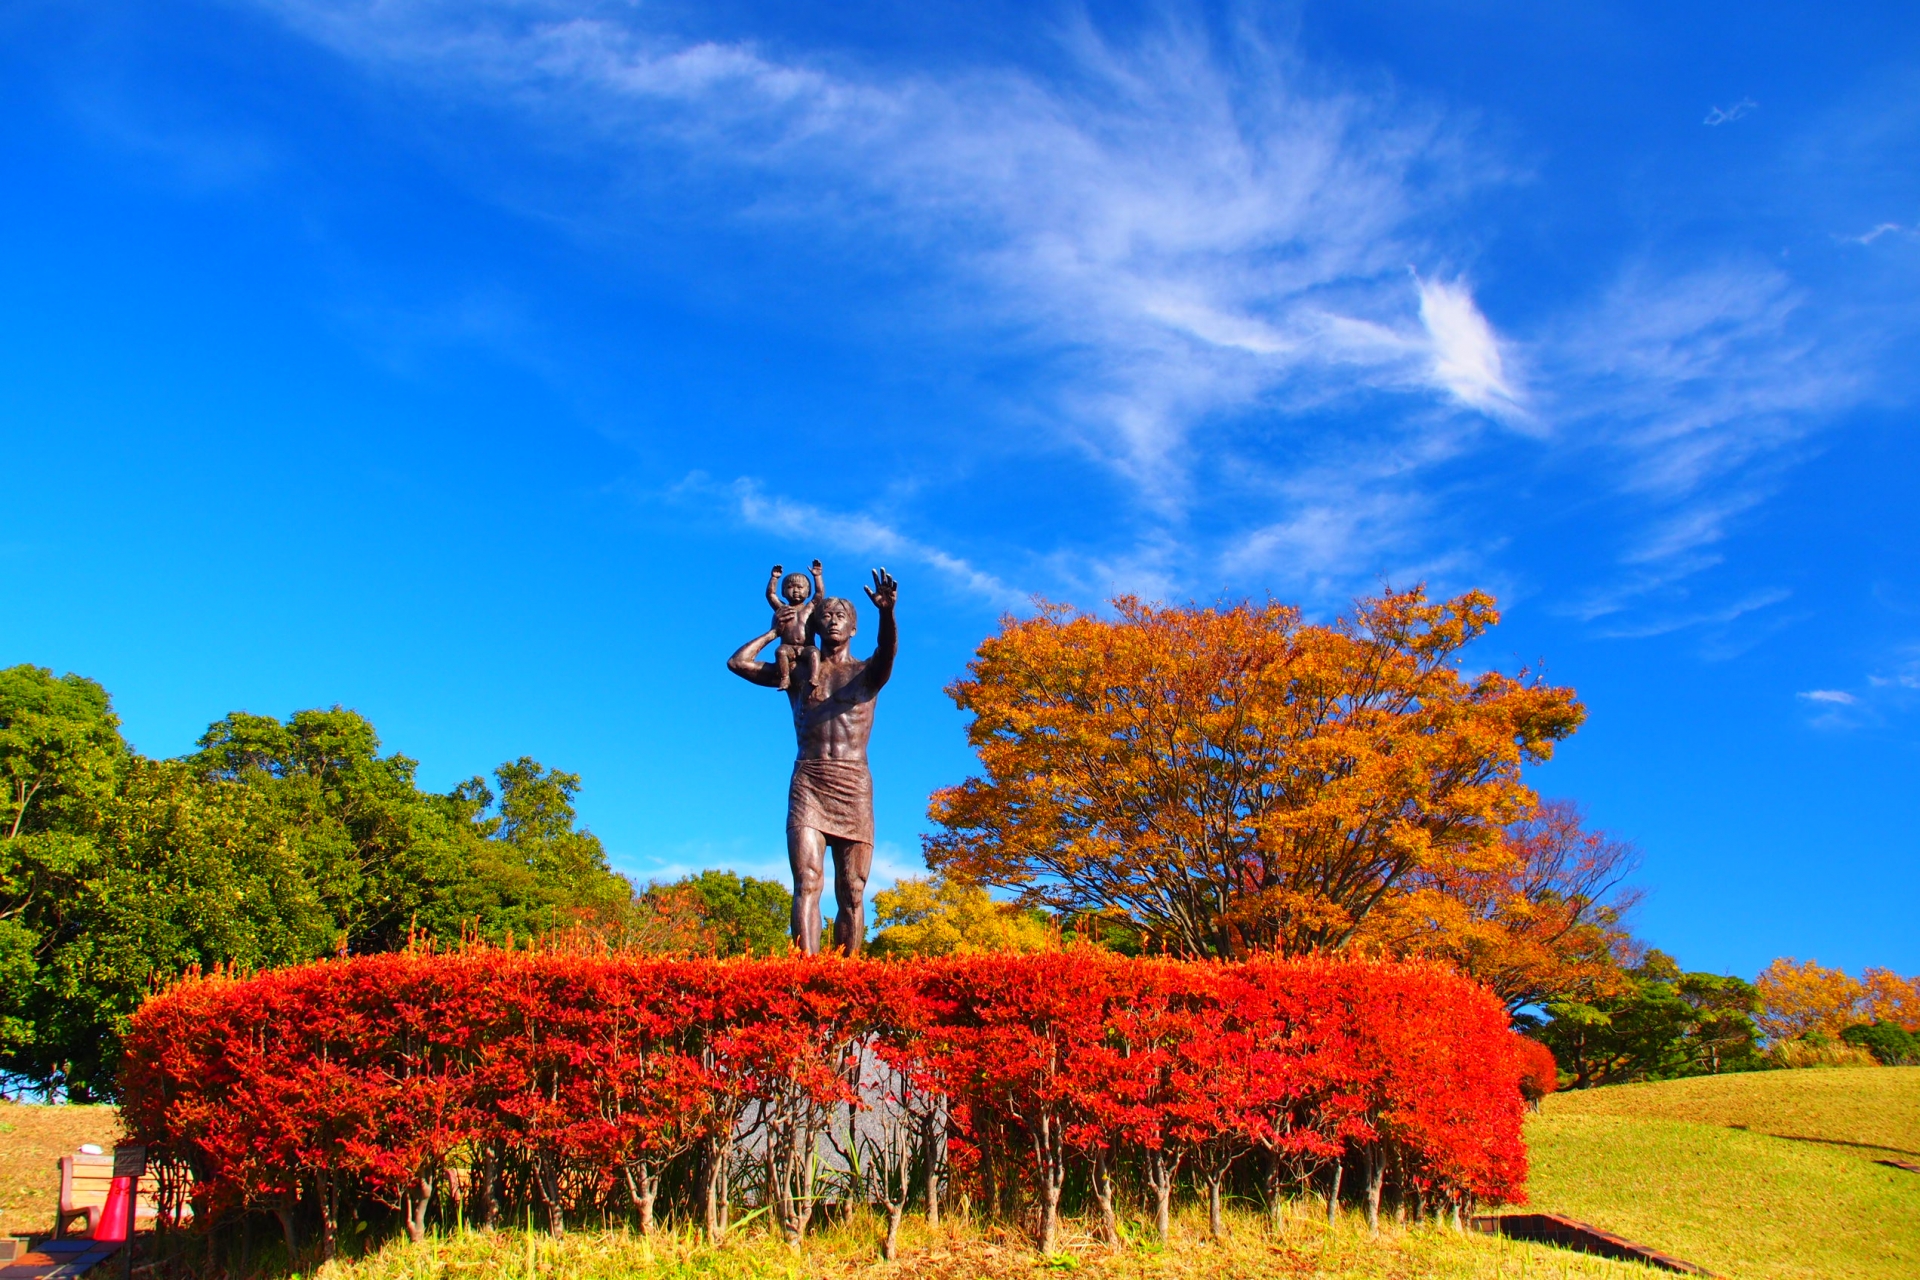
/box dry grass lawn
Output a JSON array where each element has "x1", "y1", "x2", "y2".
[
  {"x1": 296, "y1": 1207, "x2": 1650, "y2": 1280},
  {"x1": 0, "y1": 1100, "x2": 123, "y2": 1237}
]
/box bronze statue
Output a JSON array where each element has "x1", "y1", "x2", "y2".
[
  {"x1": 765, "y1": 559, "x2": 826, "y2": 694},
  {"x1": 728, "y1": 564, "x2": 898, "y2": 955}
]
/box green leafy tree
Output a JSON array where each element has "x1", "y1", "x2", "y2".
[
  {"x1": 667, "y1": 870, "x2": 794, "y2": 957},
  {"x1": 0, "y1": 666, "x2": 129, "y2": 1090},
  {"x1": 1840, "y1": 1022, "x2": 1919, "y2": 1065},
  {"x1": 1533, "y1": 951, "x2": 1762, "y2": 1087},
  {"x1": 458, "y1": 758, "x2": 632, "y2": 939},
  {"x1": 2, "y1": 673, "x2": 634, "y2": 1098},
  {"x1": 1675, "y1": 973, "x2": 1762, "y2": 1074},
  {"x1": 189, "y1": 708, "x2": 479, "y2": 951}
]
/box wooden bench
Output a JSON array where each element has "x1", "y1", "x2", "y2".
[{"x1": 53, "y1": 1153, "x2": 160, "y2": 1240}]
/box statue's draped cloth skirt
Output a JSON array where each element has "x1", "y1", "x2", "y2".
[{"x1": 787, "y1": 758, "x2": 874, "y2": 845}]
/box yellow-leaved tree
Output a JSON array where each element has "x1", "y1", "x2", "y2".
[{"x1": 867, "y1": 875, "x2": 1058, "y2": 956}]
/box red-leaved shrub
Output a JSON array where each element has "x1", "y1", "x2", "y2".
[{"x1": 119, "y1": 952, "x2": 1528, "y2": 1254}]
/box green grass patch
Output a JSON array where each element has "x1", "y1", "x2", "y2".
[{"x1": 1525, "y1": 1067, "x2": 1920, "y2": 1280}]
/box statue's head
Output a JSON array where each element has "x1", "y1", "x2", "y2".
[
  {"x1": 814, "y1": 597, "x2": 857, "y2": 645},
  {"x1": 780, "y1": 571, "x2": 813, "y2": 604}
]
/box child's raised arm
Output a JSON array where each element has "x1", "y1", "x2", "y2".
[
  {"x1": 765, "y1": 564, "x2": 785, "y2": 610},
  {"x1": 809, "y1": 559, "x2": 825, "y2": 602}
]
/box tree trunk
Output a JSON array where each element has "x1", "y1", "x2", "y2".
[
  {"x1": 1145, "y1": 1147, "x2": 1176, "y2": 1244},
  {"x1": 922, "y1": 1125, "x2": 942, "y2": 1229},
  {"x1": 1090, "y1": 1148, "x2": 1120, "y2": 1249},
  {"x1": 884, "y1": 1202, "x2": 904, "y2": 1261},
  {"x1": 315, "y1": 1171, "x2": 341, "y2": 1262},
  {"x1": 622, "y1": 1163, "x2": 660, "y2": 1237},
  {"x1": 1363, "y1": 1148, "x2": 1384, "y2": 1234},
  {"x1": 272, "y1": 1201, "x2": 299, "y2": 1262},
  {"x1": 1325, "y1": 1158, "x2": 1342, "y2": 1227},
  {"x1": 1031, "y1": 1115, "x2": 1065, "y2": 1256},
  {"x1": 479, "y1": 1143, "x2": 502, "y2": 1231},
  {"x1": 699, "y1": 1134, "x2": 733, "y2": 1244},
  {"x1": 533, "y1": 1155, "x2": 566, "y2": 1237},
  {"x1": 980, "y1": 1143, "x2": 997, "y2": 1224},
  {"x1": 1207, "y1": 1173, "x2": 1225, "y2": 1241},
  {"x1": 403, "y1": 1170, "x2": 435, "y2": 1243}
]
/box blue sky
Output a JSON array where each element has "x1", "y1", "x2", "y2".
[{"x1": 3, "y1": 0, "x2": 1916, "y2": 978}]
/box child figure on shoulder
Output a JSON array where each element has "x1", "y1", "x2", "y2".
[{"x1": 766, "y1": 559, "x2": 825, "y2": 694}]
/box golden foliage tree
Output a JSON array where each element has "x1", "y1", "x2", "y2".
[
  {"x1": 1754, "y1": 958, "x2": 1867, "y2": 1041},
  {"x1": 925, "y1": 588, "x2": 1584, "y2": 957},
  {"x1": 867, "y1": 875, "x2": 1058, "y2": 956},
  {"x1": 1755, "y1": 958, "x2": 1920, "y2": 1041},
  {"x1": 1863, "y1": 968, "x2": 1920, "y2": 1031}
]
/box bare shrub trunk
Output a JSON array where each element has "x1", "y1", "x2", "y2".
[
  {"x1": 1090, "y1": 1147, "x2": 1120, "y2": 1249},
  {"x1": 533, "y1": 1154, "x2": 567, "y2": 1237},
  {"x1": 1325, "y1": 1158, "x2": 1342, "y2": 1227},
  {"x1": 1363, "y1": 1147, "x2": 1385, "y2": 1234},
  {"x1": 1029, "y1": 1113, "x2": 1067, "y2": 1255},
  {"x1": 271, "y1": 1200, "x2": 299, "y2": 1261},
  {"x1": 698, "y1": 1133, "x2": 734, "y2": 1244},
  {"x1": 622, "y1": 1163, "x2": 661, "y2": 1237},
  {"x1": 402, "y1": 1170, "x2": 436, "y2": 1243},
  {"x1": 921, "y1": 1118, "x2": 944, "y2": 1229},
  {"x1": 478, "y1": 1142, "x2": 502, "y2": 1231},
  {"x1": 314, "y1": 1170, "x2": 343, "y2": 1262},
  {"x1": 884, "y1": 1201, "x2": 905, "y2": 1261},
  {"x1": 1145, "y1": 1147, "x2": 1177, "y2": 1244}
]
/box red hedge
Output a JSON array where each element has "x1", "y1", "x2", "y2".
[{"x1": 120, "y1": 952, "x2": 1531, "y2": 1231}]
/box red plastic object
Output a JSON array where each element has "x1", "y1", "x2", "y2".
[{"x1": 94, "y1": 1176, "x2": 133, "y2": 1243}]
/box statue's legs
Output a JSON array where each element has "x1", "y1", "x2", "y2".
[
  {"x1": 787, "y1": 826, "x2": 873, "y2": 956},
  {"x1": 787, "y1": 825, "x2": 827, "y2": 955},
  {"x1": 828, "y1": 837, "x2": 873, "y2": 956}
]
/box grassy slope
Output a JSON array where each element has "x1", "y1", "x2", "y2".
[
  {"x1": 0, "y1": 1100, "x2": 123, "y2": 1236},
  {"x1": 1526, "y1": 1067, "x2": 1920, "y2": 1280}
]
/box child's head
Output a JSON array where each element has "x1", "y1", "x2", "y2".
[{"x1": 781, "y1": 571, "x2": 813, "y2": 603}]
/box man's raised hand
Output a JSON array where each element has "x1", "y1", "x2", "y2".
[{"x1": 864, "y1": 567, "x2": 898, "y2": 610}]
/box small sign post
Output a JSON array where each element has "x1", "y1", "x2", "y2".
[{"x1": 113, "y1": 1145, "x2": 146, "y2": 1280}]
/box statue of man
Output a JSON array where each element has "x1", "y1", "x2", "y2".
[{"x1": 727, "y1": 567, "x2": 898, "y2": 954}]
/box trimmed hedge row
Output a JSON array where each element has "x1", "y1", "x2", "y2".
[{"x1": 120, "y1": 951, "x2": 1541, "y2": 1255}]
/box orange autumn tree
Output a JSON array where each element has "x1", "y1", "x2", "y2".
[
  {"x1": 1357, "y1": 799, "x2": 1638, "y2": 1012},
  {"x1": 925, "y1": 588, "x2": 1585, "y2": 957}
]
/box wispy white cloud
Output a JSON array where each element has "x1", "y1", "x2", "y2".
[
  {"x1": 1416, "y1": 274, "x2": 1527, "y2": 422},
  {"x1": 677, "y1": 473, "x2": 1028, "y2": 610},
  {"x1": 1841, "y1": 221, "x2": 1912, "y2": 245},
  {"x1": 1704, "y1": 98, "x2": 1758, "y2": 127},
  {"x1": 247, "y1": 2, "x2": 1887, "y2": 630},
  {"x1": 1798, "y1": 689, "x2": 1857, "y2": 705},
  {"x1": 251, "y1": 0, "x2": 1521, "y2": 500},
  {"x1": 1591, "y1": 586, "x2": 1790, "y2": 640},
  {"x1": 1539, "y1": 261, "x2": 1859, "y2": 626}
]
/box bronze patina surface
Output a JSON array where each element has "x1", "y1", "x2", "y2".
[{"x1": 727, "y1": 565, "x2": 898, "y2": 954}]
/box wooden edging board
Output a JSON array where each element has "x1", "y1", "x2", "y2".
[{"x1": 1471, "y1": 1212, "x2": 1716, "y2": 1276}]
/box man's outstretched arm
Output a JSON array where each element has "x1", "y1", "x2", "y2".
[
  {"x1": 862, "y1": 568, "x2": 898, "y2": 692},
  {"x1": 728, "y1": 629, "x2": 784, "y2": 687}
]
